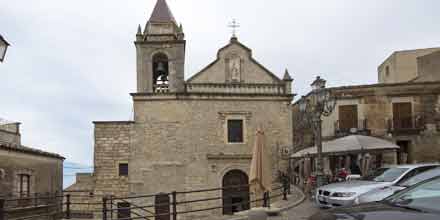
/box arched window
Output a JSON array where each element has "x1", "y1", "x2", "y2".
[{"x1": 152, "y1": 53, "x2": 169, "y2": 91}]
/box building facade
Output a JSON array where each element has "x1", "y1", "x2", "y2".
[
  {"x1": 294, "y1": 48, "x2": 440, "y2": 174},
  {"x1": 69, "y1": 0, "x2": 294, "y2": 218},
  {"x1": 0, "y1": 119, "x2": 64, "y2": 219},
  {"x1": 378, "y1": 47, "x2": 440, "y2": 84}
]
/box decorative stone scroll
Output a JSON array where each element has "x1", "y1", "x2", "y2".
[{"x1": 218, "y1": 111, "x2": 252, "y2": 123}]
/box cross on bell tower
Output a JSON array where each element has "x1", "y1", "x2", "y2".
[{"x1": 228, "y1": 19, "x2": 240, "y2": 38}]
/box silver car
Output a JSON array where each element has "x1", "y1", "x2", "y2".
[
  {"x1": 356, "y1": 166, "x2": 440, "y2": 204},
  {"x1": 315, "y1": 164, "x2": 439, "y2": 208}
]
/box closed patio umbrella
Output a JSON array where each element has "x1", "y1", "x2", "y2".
[{"x1": 250, "y1": 126, "x2": 272, "y2": 200}]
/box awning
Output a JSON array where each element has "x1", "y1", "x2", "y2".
[{"x1": 291, "y1": 135, "x2": 399, "y2": 158}]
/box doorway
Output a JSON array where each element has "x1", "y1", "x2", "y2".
[
  {"x1": 397, "y1": 140, "x2": 411, "y2": 164},
  {"x1": 222, "y1": 170, "x2": 250, "y2": 215}
]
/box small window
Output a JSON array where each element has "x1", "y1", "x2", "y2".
[
  {"x1": 17, "y1": 174, "x2": 30, "y2": 197},
  {"x1": 227, "y1": 119, "x2": 244, "y2": 143},
  {"x1": 385, "y1": 66, "x2": 390, "y2": 77},
  {"x1": 119, "y1": 163, "x2": 128, "y2": 176},
  {"x1": 117, "y1": 202, "x2": 131, "y2": 219}
]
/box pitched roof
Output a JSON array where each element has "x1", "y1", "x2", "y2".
[
  {"x1": 0, "y1": 142, "x2": 65, "y2": 160},
  {"x1": 0, "y1": 118, "x2": 17, "y2": 126},
  {"x1": 291, "y1": 135, "x2": 399, "y2": 158},
  {"x1": 187, "y1": 37, "x2": 283, "y2": 83},
  {"x1": 149, "y1": 0, "x2": 176, "y2": 23}
]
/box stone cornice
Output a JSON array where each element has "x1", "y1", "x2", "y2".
[
  {"x1": 93, "y1": 121, "x2": 135, "y2": 124},
  {"x1": 294, "y1": 81, "x2": 440, "y2": 105},
  {"x1": 131, "y1": 92, "x2": 294, "y2": 101},
  {"x1": 206, "y1": 153, "x2": 252, "y2": 160}
]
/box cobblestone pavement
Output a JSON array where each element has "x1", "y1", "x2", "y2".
[{"x1": 269, "y1": 198, "x2": 319, "y2": 220}]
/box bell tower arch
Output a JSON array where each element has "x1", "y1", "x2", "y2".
[{"x1": 135, "y1": 0, "x2": 185, "y2": 93}]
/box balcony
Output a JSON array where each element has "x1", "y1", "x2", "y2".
[
  {"x1": 334, "y1": 119, "x2": 370, "y2": 137},
  {"x1": 387, "y1": 115, "x2": 425, "y2": 135},
  {"x1": 153, "y1": 84, "x2": 169, "y2": 93}
]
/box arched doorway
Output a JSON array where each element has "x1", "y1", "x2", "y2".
[{"x1": 222, "y1": 170, "x2": 250, "y2": 215}]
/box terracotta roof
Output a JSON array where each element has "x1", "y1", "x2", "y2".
[
  {"x1": 0, "y1": 142, "x2": 64, "y2": 160},
  {"x1": 149, "y1": 0, "x2": 176, "y2": 23}
]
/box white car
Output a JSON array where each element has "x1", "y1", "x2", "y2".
[
  {"x1": 356, "y1": 167, "x2": 440, "y2": 204},
  {"x1": 315, "y1": 164, "x2": 439, "y2": 208}
]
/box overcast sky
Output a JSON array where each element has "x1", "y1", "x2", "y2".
[{"x1": 1, "y1": 0, "x2": 440, "y2": 166}]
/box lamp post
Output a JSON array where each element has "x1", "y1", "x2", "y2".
[
  {"x1": 298, "y1": 76, "x2": 336, "y2": 187},
  {"x1": 0, "y1": 34, "x2": 10, "y2": 63}
]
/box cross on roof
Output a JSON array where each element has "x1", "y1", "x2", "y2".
[{"x1": 228, "y1": 19, "x2": 240, "y2": 38}]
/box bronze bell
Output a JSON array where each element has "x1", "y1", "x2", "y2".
[{"x1": 156, "y1": 62, "x2": 166, "y2": 74}]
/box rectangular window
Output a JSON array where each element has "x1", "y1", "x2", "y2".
[
  {"x1": 119, "y1": 163, "x2": 128, "y2": 176},
  {"x1": 117, "y1": 202, "x2": 131, "y2": 219},
  {"x1": 227, "y1": 119, "x2": 244, "y2": 143},
  {"x1": 18, "y1": 174, "x2": 30, "y2": 197},
  {"x1": 393, "y1": 102, "x2": 413, "y2": 129},
  {"x1": 338, "y1": 105, "x2": 358, "y2": 132}
]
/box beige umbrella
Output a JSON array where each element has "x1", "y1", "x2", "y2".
[{"x1": 250, "y1": 127, "x2": 272, "y2": 195}]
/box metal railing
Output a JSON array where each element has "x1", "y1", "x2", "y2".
[
  {"x1": 0, "y1": 181, "x2": 290, "y2": 220},
  {"x1": 334, "y1": 119, "x2": 369, "y2": 137},
  {"x1": 387, "y1": 115, "x2": 424, "y2": 134},
  {"x1": 0, "y1": 192, "x2": 64, "y2": 220},
  {"x1": 102, "y1": 182, "x2": 290, "y2": 220}
]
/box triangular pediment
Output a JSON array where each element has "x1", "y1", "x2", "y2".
[{"x1": 187, "y1": 38, "x2": 282, "y2": 84}]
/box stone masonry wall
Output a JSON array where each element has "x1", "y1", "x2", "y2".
[
  {"x1": 130, "y1": 94, "x2": 292, "y2": 218},
  {"x1": 0, "y1": 150, "x2": 63, "y2": 197},
  {"x1": 93, "y1": 122, "x2": 133, "y2": 197},
  {"x1": 0, "y1": 129, "x2": 20, "y2": 145}
]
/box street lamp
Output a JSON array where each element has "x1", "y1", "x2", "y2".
[
  {"x1": 298, "y1": 76, "x2": 336, "y2": 187},
  {"x1": 0, "y1": 34, "x2": 10, "y2": 62}
]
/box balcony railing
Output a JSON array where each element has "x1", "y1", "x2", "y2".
[
  {"x1": 387, "y1": 115, "x2": 425, "y2": 135},
  {"x1": 153, "y1": 84, "x2": 170, "y2": 93},
  {"x1": 334, "y1": 119, "x2": 370, "y2": 137},
  {"x1": 185, "y1": 83, "x2": 288, "y2": 95}
]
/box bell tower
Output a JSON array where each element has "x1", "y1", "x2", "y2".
[{"x1": 135, "y1": 0, "x2": 185, "y2": 93}]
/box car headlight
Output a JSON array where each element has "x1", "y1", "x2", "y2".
[{"x1": 332, "y1": 192, "x2": 356, "y2": 197}]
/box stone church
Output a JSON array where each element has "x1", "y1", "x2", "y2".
[{"x1": 69, "y1": 0, "x2": 294, "y2": 217}]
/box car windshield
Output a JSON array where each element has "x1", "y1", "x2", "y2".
[
  {"x1": 363, "y1": 167, "x2": 409, "y2": 182},
  {"x1": 386, "y1": 176, "x2": 440, "y2": 213},
  {"x1": 399, "y1": 168, "x2": 440, "y2": 187}
]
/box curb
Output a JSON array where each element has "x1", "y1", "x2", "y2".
[
  {"x1": 229, "y1": 186, "x2": 307, "y2": 220},
  {"x1": 278, "y1": 186, "x2": 306, "y2": 212}
]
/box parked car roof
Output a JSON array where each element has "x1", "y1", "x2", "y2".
[
  {"x1": 383, "y1": 163, "x2": 439, "y2": 169},
  {"x1": 399, "y1": 167, "x2": 440, "y2": 187}
]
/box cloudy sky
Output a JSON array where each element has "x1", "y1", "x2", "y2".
[{"x1": 1, "y1": 0, "x2": 440, "y2": 169}]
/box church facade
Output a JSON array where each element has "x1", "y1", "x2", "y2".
[{"x1": 69, "y1": 0, "x2": 294, "y2": 218}]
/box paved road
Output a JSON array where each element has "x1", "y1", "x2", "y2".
[{"x1": 270, "y1": 198, "x2": 319, "y2": 220}]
